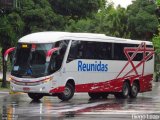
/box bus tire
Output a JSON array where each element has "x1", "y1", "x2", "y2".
[
  {"x1": 88, "y1": 92, "x2": 101, "y2": 99},
  {"x1": 28, "y1": 93, "x2": 43, "y2": 101},
  {"x1": 58, "y1": 83, "x2": 74, "y2": 101},
  {"x1": 121, "y1": 82, "x2": 130, "y2": 98},
  {"x1": 114, "y1": 93, "x2": 122, "y2": 98},
  {"x1": 129, "y1": 82, "x2": 139, "y2": 98},
  {"x1": 115, "y1": 82, "x2": 130, "y2": 99},
  {"x1": 100, "y1": 92, "x2": 108, "y2": 99}
]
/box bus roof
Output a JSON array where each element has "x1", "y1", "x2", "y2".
[{"x1": 18, "y1": 31, "x2": 153, "y2": 45}]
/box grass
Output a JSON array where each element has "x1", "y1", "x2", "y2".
[
  {"x1": 0, "y1": 79, "x2": 10, "y2": 91},
  {"x1": 0, "y1": 48, "x2": 1, "y2": 69},
  {"x1": 0, "y1": 79, "x2": 22, "y2": 94}
]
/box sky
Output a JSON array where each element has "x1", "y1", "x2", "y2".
[{"x1": 109, "y1": 0, "x2": 133, "y2": 8}]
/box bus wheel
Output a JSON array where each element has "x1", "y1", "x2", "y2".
[
  {"x1": 129, "y1": 82, "x2": 139, "y2": 98},
  {"x1": 58, "y1": 83, "x2": 74, "y2": 101},
  {"x1": 88, "y1": 93, "x2": 101, "y2": 99},
  {"x1": 115, "y1": 82, "x2": 130, "y2": 99},
  {"x1": 28, "y1": 93, "x2": 43, "y2": 101},
  {"x1": 100, "y1": 92, "x2": 108, "y2": 99}
]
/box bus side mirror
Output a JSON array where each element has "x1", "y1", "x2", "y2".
[
  {"x1": 46, "y1": 47, "x2": 59, "y2": 62},
  {"x1": 4, "y1": 47, "x2": 16, "y2": 61}
]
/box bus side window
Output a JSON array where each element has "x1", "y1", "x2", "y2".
[
  {"x1": 68, "y1": 41, "x2": 113, "y2": 61},
  {"x1": 82, "y1": 42, "x2": 94, "y2": 59},
  {"x1": 114, "y1": 43, "x2": 127, "y2": 60},
  {"x1": 104, "y1": 43, "x2": 112, "y2": 60},
  {"x1": 146, "y1": 45, "x2": 153, "y2": 61},
  {"x1": 67, "y1": 41, "x2": 81, "y2": 63},
  {"x1": 93, "y1": 42, "x2": 112, "y2": 60}
]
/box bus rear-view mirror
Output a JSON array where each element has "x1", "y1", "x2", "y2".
[
  {"x1": 4, "y1": 47, "x2": 16, "y2": 61},
  {"x1": 46, "y1": 47, "x2": 59, "y2": 62}
]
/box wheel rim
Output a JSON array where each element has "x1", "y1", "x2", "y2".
[
  {"x1": 132, "y1": 85, "x2": 138, "y2": 96},
  {"x1": 123, "y1": 84, "x2": 129, "y2": 96},
  {"x1": 64, "y1": 87, "x2": 71, "y2": 97}
]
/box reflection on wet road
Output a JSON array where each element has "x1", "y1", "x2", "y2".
[{"x1": 1, "y1": 82, "x2": 160, "y2": 120}]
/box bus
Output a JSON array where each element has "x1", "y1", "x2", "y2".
[{"x1": 5, "y1": 32, "x2": 154, "y2": 101}]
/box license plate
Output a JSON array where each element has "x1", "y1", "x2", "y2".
[{"x1": 23, "y1": 87, "x2": 30, "y2": 92}]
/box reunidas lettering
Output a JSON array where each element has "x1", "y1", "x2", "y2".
[{"x1": 78, "y1": 60, "x2": 108, "y2": 72}]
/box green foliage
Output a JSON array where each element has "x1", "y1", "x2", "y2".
[
  {"x1": 0, "y1": 47, "x2": 2, "y2": 71},
  {"x1": 0, "y1": 12, "x2": 24, "y2": 47},
  {"x1": 49, "y1": 0, "x2": 105, "y2": 19},
  {"x1": 19, "y1": 0, "x2": 65, "y2": 34},
  {"x1": 0, "y1": 0, "x2": 158, "y2": 49},
  {"x1": 157, "y1": 0, "x2": 160, "y2": 6},
  {"x1": 99, "y1": 5, "x2": 130, "y2": 38},
  {"x1": 0, "y1": 81, "x2": 10, "y2": 89},
  {"x1": 127, "y1": 0, "x2": 158, "y2": 40},
  {"x1": 152, "y1": 35, "x2": 160, "y2": 78},
  {"x1": 0, "y1": 15, "x2": 14, "y2": 46},
  {"x1": 153, "y1": 35, "x2": 160, "y2": 54},
  {"x1": 65, "y1": 19, "x2": 93, "y2": 32},
  {"x1": 154, "y1": 0, "x2": 160, "y2": 55},
  {"x1": 66, "y1": 4, "x2": 130, "y2": 38}
]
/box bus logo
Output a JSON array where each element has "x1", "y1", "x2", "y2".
[{"x1": 78, "y1": 60, "x2": 108, "y2": 72}]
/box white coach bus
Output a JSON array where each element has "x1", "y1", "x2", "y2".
[{"x1": 5, "y1": 32, "x2": 154, "y2": 101}]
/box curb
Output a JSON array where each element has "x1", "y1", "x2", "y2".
[
  {"x1": 9, "y1": 91, "x2": 25, "y2": 95},
  {"x1": 0, "y1": 91, "x2": 24, "y2": 95},
  {"x1": 0, "y1": 91, "x2": 9, "y2": 94}
]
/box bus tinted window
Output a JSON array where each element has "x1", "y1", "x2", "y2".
[
  {"x1": 113, "y1": 43, "x2": 152, "y2": 61},
  {"x1": 67, "y1": 41, "x2": 112, "y2": 62},
  {"x1": 113, "y1": 43, "x2": 127, "y2": 60},
  {"x1": 114, "y1": 43, "x2": 146, "y2": 61},
  {"x1": 67, "y1": 41, "x2": 153, "y2": 62},
  {"x1": 90, "y1": 42, "x2": 112, "y2": 60},
  {"x1": 146, "y1": 45, "x2": 153, "y2": 61},
  {"x1": 67, "y1": 41, "x2": 82, "y2": 62}
]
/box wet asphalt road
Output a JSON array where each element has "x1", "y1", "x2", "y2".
[{"x1": 0, "y1": 82, "x2": 160, "y2": 120}]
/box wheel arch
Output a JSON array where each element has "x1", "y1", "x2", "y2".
[
  {"x1": 66, "y1": 79, "x2": 75, "y2": 90},
  {"x1": 124, "y1": 79, "x2": 131, "y2": 88},
  {"x1": 124, "y1": 79, "x2": 140, "y2": 91}
]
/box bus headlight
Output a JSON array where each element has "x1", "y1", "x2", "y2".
[
  {"x1": 8, "y1": 77, "x2": 12, "y2": 81},
  {"x1": 42, "y1": 77, "x2": 53, "y2": 84}
]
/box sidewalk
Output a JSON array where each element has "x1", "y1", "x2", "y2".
[{"x1": 0, "y1": 90, "x2": 9, "y2": 94}]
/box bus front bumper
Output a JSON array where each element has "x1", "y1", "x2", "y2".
[{"x1": 10, "y1": 81, "x2": 52, "y2": 93}]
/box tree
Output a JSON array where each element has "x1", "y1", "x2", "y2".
[
  {"x1": 0, "y1": 12, "x2": 24, "y2": 87},
  {"x1": 66, "y1": 4, "x2": 130, "y2": 38},
  {"x1": 152, "y1": 29, "x2": 160, "y2": 82},
  {"x1": 153, "y1": 0, "x2": 160, "y2": 81},
  {"x1": 94, "y1": 5, "x2": 130, "y2": 38},
  {"x1": 49, "y1": 0, "x2": 106, "y2": 19},
  {"x1": 127, "y1": 0, "x2": 158, "y2": 40},
  {"x1": 65, "y1": 19, "x2": 94, "y2": 32},
  {"x1": 18, "y1": 0, "x2": 65, "y2": 34}
]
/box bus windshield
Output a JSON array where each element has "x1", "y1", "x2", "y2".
[{"x1": 11, "y1": 41, "x2": 68, "y2": 78}]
